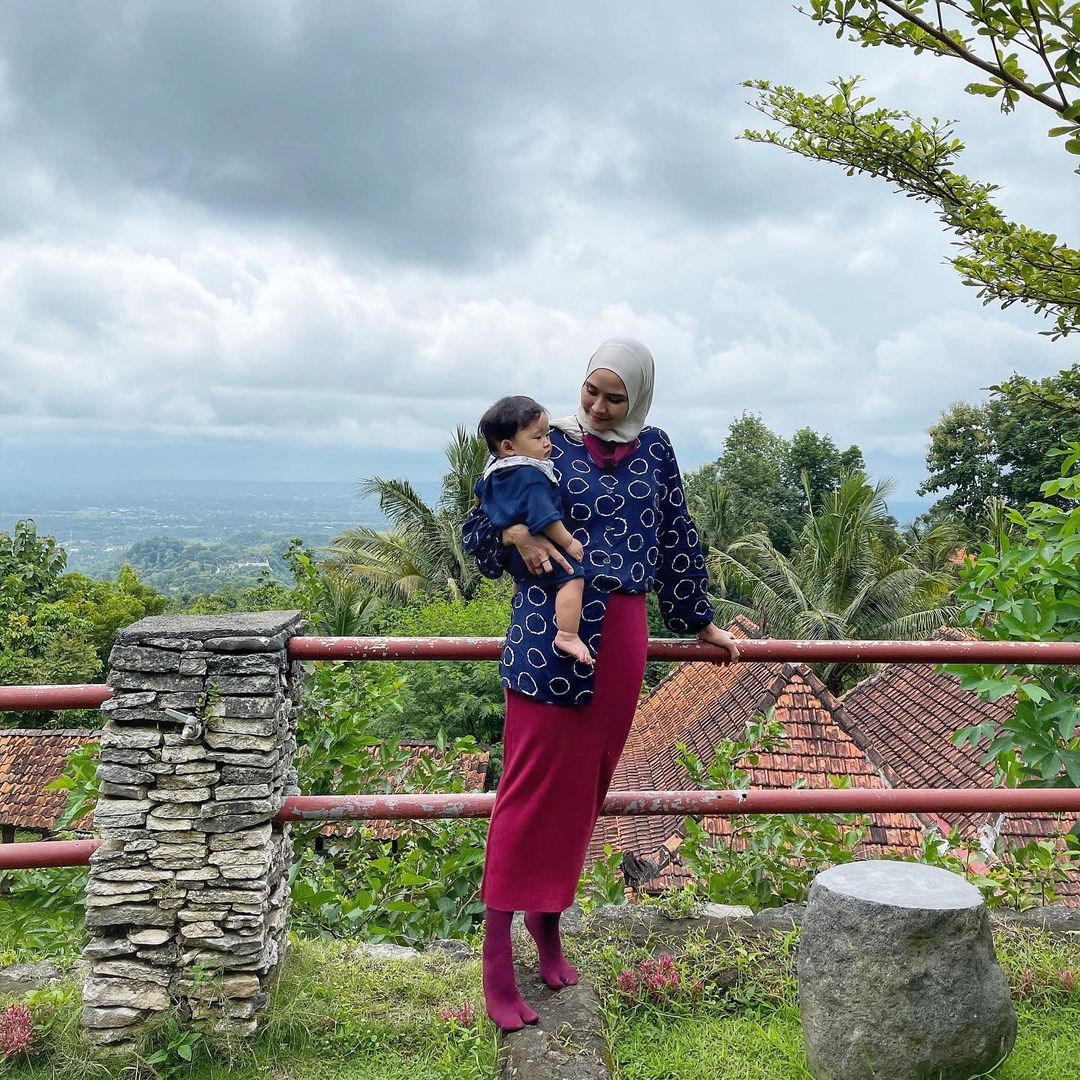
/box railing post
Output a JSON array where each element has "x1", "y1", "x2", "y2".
[{"x1": 81, "y1": 611, "x2": 306, "y2": 1051}]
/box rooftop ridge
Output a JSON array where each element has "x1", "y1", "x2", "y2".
[{"x1": 0, "y1": 729, "x2": 98, "y2": 739}]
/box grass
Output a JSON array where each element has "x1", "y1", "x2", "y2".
[
  {"x1": 1, "y1": 938, "x2": 497, "y2": 1080},
  {"x1": 575, "y1": 921, "x2": 1080, "y2": 1080},
  {"x1": 1, "y1": 923, "x2": 1078, "y2": 1079}
]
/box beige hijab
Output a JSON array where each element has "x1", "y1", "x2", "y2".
[{"x1": 550, "y1": 337, "x2": 655, "y2": 444}]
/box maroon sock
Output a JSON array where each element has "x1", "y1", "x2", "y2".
[
  {"x1": 524, "y1": 911, "x2": 580, "y2": 989},
  {"x1": 482, "y1": 907, "x2": 540, "y2": 1030}
]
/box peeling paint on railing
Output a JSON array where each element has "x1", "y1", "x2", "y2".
[
  {"x1": 6, "y1": 637, "x2": 1080, "y2": 712},
  {"x1": 287, "y1": 636, "x2": 1080, "y2": 664},
  {"x1": 5, "y1": 787, "x2": 1080, "y2": 870}
]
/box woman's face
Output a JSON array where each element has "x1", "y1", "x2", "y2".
[{"x1": 581, "y1": 368, "x2": 629, "y2": 433}]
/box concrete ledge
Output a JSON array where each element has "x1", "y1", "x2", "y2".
[{"x1": 496, "y1": 967, "x2": 612, "y2": 1080}]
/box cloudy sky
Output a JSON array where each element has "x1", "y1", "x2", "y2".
[{"x1": 1, "y1": 1, "x2": 1075, "y2": 515}]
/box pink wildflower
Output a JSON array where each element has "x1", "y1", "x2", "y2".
[
  {"x1": 1060, "y1": 970, "x2": 1076, "y2": 992},
  {"x1": 0, "y1": 1003, "x2": 34, "y2": 1059},
  {"x1": 616, "y1": 956, "x2": 693, "y2": 1002},
  {"x1": 439, "y1": 1002, "x2": 476, "y2": 1026}
]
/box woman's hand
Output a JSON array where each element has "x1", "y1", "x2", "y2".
[
  {"x1": 502, "y1": 525, "x2": 575, "y2": 576},
  {"x1": 698, "y1": 623, "x2": 741, "y2": 663}
]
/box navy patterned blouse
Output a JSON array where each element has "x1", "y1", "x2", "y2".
[{"x1": 462, "y1": 425, "x2": 714, "y2": 707}]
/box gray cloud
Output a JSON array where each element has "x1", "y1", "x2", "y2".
[
  {"x1": 0, "y1": 1, "x2": 879, "y2": 263},
  {"x1": 1, "y1": 0, "x2": 1074, "y2": 513}
]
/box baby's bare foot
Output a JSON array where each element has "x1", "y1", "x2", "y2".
[{"x1": 554, "y1": 631, "x2": 593, "y2": 665}]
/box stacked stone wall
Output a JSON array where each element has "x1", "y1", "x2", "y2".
[{"x1": 81, "y1": 612, "x2": 305, "y2": 1050}]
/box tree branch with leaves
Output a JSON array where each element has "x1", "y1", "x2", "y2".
[
  {"x1": 742, "y1": 75, "x2": 1080, "y2": 336},
  {"x1": 803, "y1": 1, "x2": 1080, "y2": 131}
]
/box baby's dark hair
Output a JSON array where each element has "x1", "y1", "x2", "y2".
[{"x1": 477, "y1": 395, "x2": 547, "y2": 454}]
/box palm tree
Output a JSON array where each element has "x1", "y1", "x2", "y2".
[
  {"x1": 312, "y1": 571, "x2": 383, "y2": 636},
  {"x1": 329, "y1": 427, "x2": 490, "y2": 602},
  {"x1": 709, "y1": 471, "x2": 960, "y2": 692},
  {"x1": 282, "y1": 540, "x2": 384, "y2": 635},
  {"x1": 688, "y1": 474, "x2": 763, "y2": 599}
]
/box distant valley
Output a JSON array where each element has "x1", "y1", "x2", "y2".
[{"x1": 0, "y1": 479, "x2": 413, "y2": 593}]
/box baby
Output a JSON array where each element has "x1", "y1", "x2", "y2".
[{"x1": 475, "y1": 395, "x2": 593, "y2": 665}]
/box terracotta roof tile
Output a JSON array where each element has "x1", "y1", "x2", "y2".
[
  {"x1": 840, "y1": 627, "x2": 1079, "y2": 898},
  {"x1": 589, "y1": 622, "x2": 925, "y2": 887},
  {"x1": 590, "y1": 622, "x2": 1079, "y2": 902},
  {"x1": 0, "y1": 729, "x2": 98, "y2": 832}
]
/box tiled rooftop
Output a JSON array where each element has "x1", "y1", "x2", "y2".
[
  {"x1": 590, "y1": 621, "x2": 1079, "y2": 901},
  {"x1": 588, "y1": 621, "x2": 920, "y2": 870},
  {"x1": 840, "y1": 627, "x2": 1079, "y2": 897},
  {"x1": 0, "y1": 728, "x2": 98, "y2": 832}
]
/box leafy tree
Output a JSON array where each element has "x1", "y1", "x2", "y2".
[
  {"x1": 685, "y1": 415, "x2": 868, "y2": 556},
  {"x1": 118, "y1": 533, "x2": 297, "y2": 598},
  {"x1": 920, "y1": 366, "x2": 1080, "y2": 528},
  {"x1": 675, "y1": 711, "x2": 870, "y2": 908},
  {"x1": 945, "y1": 443, "x2": 1080, "y2": 787},
  {"x1": 742, "y1": 1, "x2": 1080, "y2": 338},
  {"x1": 330, "y1": 427, "x2": 489, "y2": 601},
  {"x1": 0, "y1": 520, "x2": 66, "y2": 603},
  {"x1": 173, "y1": 539, "x2": 386, "y2": 643},
  {"x1": 714, "y1": 414, "x2": 798, "y2": 553},
  {"x1": 994, "y1": 363, "x2": 1080, "y2": 415},
  {"x1": 1, "y1": 521, "x2": 102, "y2": 726},
  {"x1": 901, "y1": 514, "x2": 972, "y2": 576},
  {"x1": 372, "y1": 580, "x2": 512, "y2": 745},
  {"x1": 687, "y1": 473, "x2": 747, "y2": 558},
  {"x1": 286, "y1": 646, "x2": 488, "y2": 945},
  {"x1": 179, "y1": 578, "x2": 295, "y2": 616},
  {"x1": 919, "y1": 401, "x2": 1000, "y2": 529},
  {"x1": 711, "y1": 472, "x2": 960, "y2": 691},
  {"x1": 60, "y1": 565, "x2": 168, "y2": 666},
  {"x1": 784, "y1": 428, "x2": 866, "y2": 514}
]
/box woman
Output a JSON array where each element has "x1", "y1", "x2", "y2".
[{"x1": 463, "y1": 337, "x2": 740, "y2": 1029}]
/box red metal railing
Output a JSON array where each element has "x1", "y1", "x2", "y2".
[
  {"x1": 5, "y1": 637, "x2": 1080, "y2": 714},
  {"x1": 3, "y1": 635, "x2": 1080, "y2": 872},
  {"x1": 0, "y1": 683, "x2": 113, "y2": 712},
  {"x1": 289, "y1": 636, "x2": 1080, "y2": 664},
  {"x1": 6, "y1": 787, "x2": 1080, "y2": 870}
]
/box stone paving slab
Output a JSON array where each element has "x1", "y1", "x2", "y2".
[
  {"x1": 496, "y1": 966, "x2": 612, "y2": 1080},
  {"x1": 0, "y1": 961, "x2": 63, "y2": 996},
  {"x1": 993, "y1": 904, "x2": 1080, "y2": 936}
]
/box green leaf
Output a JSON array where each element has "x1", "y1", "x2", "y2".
[
  {"x1": 1018, "y1": 682, "x2": 1052, "y2": 703},
  {"x1": 1064, "y1": 756, "x2": 1080, "y2": 786}
]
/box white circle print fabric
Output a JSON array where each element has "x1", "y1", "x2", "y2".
[{"x1": 474, "y1": 426, "x2": 714, "y2": 707}]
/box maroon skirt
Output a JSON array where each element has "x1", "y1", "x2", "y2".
[{"x1": 481, "y1": 591, "x2": 648, "y2": 912}]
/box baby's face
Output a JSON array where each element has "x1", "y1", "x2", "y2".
[{"x1": 505, "y1": 412, "x2": 552, "y2": 460}]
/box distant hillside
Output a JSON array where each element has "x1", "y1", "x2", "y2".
[
  {"x1": 114, "y1": 533, "x2": 295, "y2": 594},
  {"x1": 0, "y1": 479, "x2": 398, "y2": 580}
]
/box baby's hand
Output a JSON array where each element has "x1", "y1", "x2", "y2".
[{"x1": 564, "y1": 538, "x2": 585, "y2": 562}]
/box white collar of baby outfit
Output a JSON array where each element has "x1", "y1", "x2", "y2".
[{"x1": 481, "y1": 455, "x2": 557, "y2": 482}]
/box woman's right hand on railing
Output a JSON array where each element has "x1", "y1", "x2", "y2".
[{"x1": 501, "y1": 525, "x2": 574, "y2": 576}]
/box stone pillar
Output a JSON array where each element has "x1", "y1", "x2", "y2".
[
  {"x1": 798, "y1": 860, "x2": 1016, "y2": 1080},
  {"x1": 81, "y1": 612, "x2": 305, "y2": 1051}
]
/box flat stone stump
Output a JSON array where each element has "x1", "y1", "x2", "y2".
[{"x1": 798, "y1": 861, "x2": 1016, "y2": 1080}]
